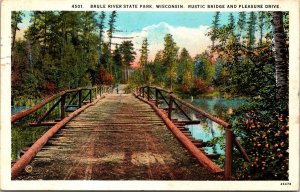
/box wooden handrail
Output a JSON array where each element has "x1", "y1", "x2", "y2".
[
  {"x1": 11, "y1": 91, "x2": 66, "y2": 123},
  {"x1": 170, "y1": 93, "x2": 230, "y2": 128},
  {"x1": 140, "y1": 85, "x2": 172, "y2": 94},
  {"x1": 11, "y1": 86, "x2": 105, "y2": 123},
  {"x1": 141, "y1": 86, "x2": 230, "y2": 128}
]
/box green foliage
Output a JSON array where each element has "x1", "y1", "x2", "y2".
[
  {"x1": 119, "y1": 40, "x2": 136, "y2": 83},
  {"x1": 107, "y1": 11, "x2": 117, "y2": 47},
  {"x1": 206, "y1": 11, "x2": 289, "y2": 180},
  {"x1": 221, "y1": 52, "x2": 275, "y2": 97},
  {"x1": 194, "y1": 53, "x2": 215, "y2": 85},
  {"x1": 237, "y1": 12, "x2": 246, "y2": 43},
  {"x1": 210, "y1": 12, "x2": 220, "y2": 49},
  {"x1": 12, "y1": 11, "x2": 120, "y2": 105},
  {"x1": 124, "y1": 69, "x2": 144, "y2": 93},
  {"x1": 177, "y1": 48, "x2": 193, "y2": 86},
  {"x1": 245, "y1": 12, "x2": 257, "y2": 48},
  {"x1": 98, "y1": 11, "x2": 106, "y2": 65},
  {"x1": 112, "y1": 45, "x2": 122, "y2": 82},
  {"x1": 162, "y1": 33, "x2": 179, "y2": 90},
  {"x1": 139, "y1": 38, "x2": 149, "y2": 68},
  {"x1": 151, "y1": 51, "x2": 165, "y2": 87},
  {"x1": 120, "y1": 41, "x2": 136, "y2": 66},
  {"x1": 139, "y1": 38, "x2": 150, "y2": 84}
]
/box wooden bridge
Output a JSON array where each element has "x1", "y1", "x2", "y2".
[{"x1": 11, "y1": 85, "x2": 249, "y2": 180}]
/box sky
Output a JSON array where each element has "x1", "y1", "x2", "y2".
[{"x1": 17, "y1": 11, "x2": 234, "y2": 64}]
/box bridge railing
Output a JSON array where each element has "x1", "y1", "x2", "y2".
[
  {"x1": 138, "y1": 85, "x2": 249, "y2": 179},
  {"x1": 11, "y1": 85, "x2": 112, "y2": 124}
]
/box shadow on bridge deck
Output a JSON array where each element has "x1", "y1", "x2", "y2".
[{"x1": 15, "y1": 94, "x2": 222, "y2": 180}]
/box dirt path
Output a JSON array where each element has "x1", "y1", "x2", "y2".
[{"x1": 16, "y1": 94, "x2": 221, "y2": 180}]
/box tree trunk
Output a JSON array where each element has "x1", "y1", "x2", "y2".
[{"x1": 271, "y1": 12, "x2": 289, "y2": 100}]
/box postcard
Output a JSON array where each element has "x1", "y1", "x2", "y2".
[{"x1": 1, "y1": 0, "x2": 299, "y2": 190}]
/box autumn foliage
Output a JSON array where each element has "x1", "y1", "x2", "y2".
[
  {"x1": 178, "y1": 84, "x2": 190, "y2": 94},
  {"x1": 95, "y1": 65, "x2": 113, "y2": 85},
  {"x1": 190, "y1": 77, "x2": 209, "y2": 95}
]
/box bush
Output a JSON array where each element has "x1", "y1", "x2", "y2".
[
  {"x1": 96, "y1": 65, "x2": 113, "y2": 85},
  {"x1": 178, "y1": 84, "x2": 190, "y2": 94},
  {"x1": 190, "y1": 77, "x2": 209, "y2": 96},
  {"x1": 231, "y1": 101, "x2": 289, "y2": 180}
]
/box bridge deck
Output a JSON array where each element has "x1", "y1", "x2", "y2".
[{"x1": 16, "y1": 94, "x2": 219, "y2": 180}]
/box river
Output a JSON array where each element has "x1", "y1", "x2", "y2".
[{"x1": 181, "y1": 97, "x2": 248, "y2": 156}]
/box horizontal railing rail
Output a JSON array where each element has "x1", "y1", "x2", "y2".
[{"x1": 138, "y1": 85, "x2": 250, "y2": 179}]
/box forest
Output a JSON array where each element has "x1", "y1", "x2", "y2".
[{"x1": 11, "y1": 11, "x2": 289, "y2": 180}]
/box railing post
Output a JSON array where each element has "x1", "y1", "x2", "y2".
[
  {"x1": 60, "y1": 94, "x2": 66, "y2": 119},
  {"x1": 147, "y1": 86, "x2": 150, "y2": 101},
  {"x1": 155, "y1": 88, "x2": 158, "y2": 106},
  {"x1": 168, "y1": 95, "x2": 174, "y2": 119},
  {"x1": 89, "y1": 89, "x2": 92, "y2": 103},
  {"x1": 95, "y1": 87, "x2": 98, "y2": 99},
  {"x1": 225, "y1": 127, "x2": 233, "y2": 180},
  {"x1": 78, "y1": 89, "x2": 82, "y2": 108}
]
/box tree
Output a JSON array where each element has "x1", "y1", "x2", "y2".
[
  {"x1": 80, "y1": 12, "x2": 97, "y2": 52},
  {"x1": 271, "y1": 12, "x2": 289, "y2": 100},
  {"x1": 80, "y1": 12, "x2": 99, "y2": 86},
  {"x1": 236, "y1": 12, "x2": 246, "y2": 44},
  {"x1": 98, "y1": 11, "x2": 106, "y2": 66},
  {"x1": 119, "y1": 40, "x2": 136, "y2": 83},
  {"x1": 194, "y1": 53, "x2": 215, "y2": 85},
  {"x1": 245, "y1": 12, "x2": 257, "y2": 48},
  {"x1": 258, "y1": 12, "x2": 266, "y2": 45},
  {"x1": 107, "y1": 11, "x2": 117, "y2": 49},
  {"x1": 112, "y1": 45, "x2": 122, "y2": 82},
  {"x1": 11, "y1": 11, "x2": 24, "y2": 50},
  {"x1": 210, "y1": 12, "x2": 220, "y2": 50},
  {"x1": 139, "y1": 38, "x2": 149, "y2": 83},
  {"x1": 177, "y1": 48, "x2": 193, "y2": 86},
  {"x1": 228, "y1": 13, "x2": 235, "y2": 34},
  {"x1": 162, "y1": 33, "x2": 178, "y2": 90},
  {"x1": 152, "y1": 50, "x2": 165, "y2": 86},
  {"x1": 107, "y1": 11, "x2": 118, "y2": 73}
]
